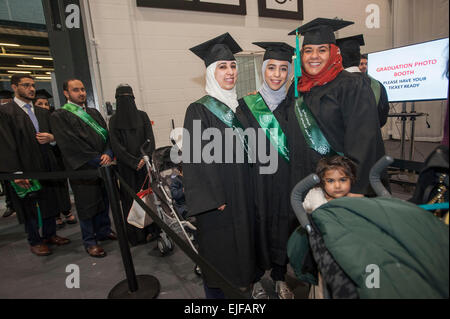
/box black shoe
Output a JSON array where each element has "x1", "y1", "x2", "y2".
[
  {"x1": 98, "y1": 231, "x2": 117, "y2": 241},
  {"x1": 2, "y1": 208, "x2": 15, "y2": 218}
]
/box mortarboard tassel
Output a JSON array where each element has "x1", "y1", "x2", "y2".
[{"x1": 294, "y1": 31, "x2": 302, "y2": 98}]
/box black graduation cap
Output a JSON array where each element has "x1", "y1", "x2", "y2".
[
  {"x1": 0, "y1": 89, "x2": 13, "y2": 99},
  {"x1": 190, "y1": 32, "x2": 242, "y2": 67},
  {"x1": 253, "y1": 42, "x2": 295, "y2": 63},
  {"x1": 288, "y1": 18, "x2": 354, "y2": 45},
  {"x1": 336, "y1": 34, "x2": 365, "y2": 68},
  {"x1": 35, "y1": 89, "x2": 52, "y2": 100},
  {"x1": 336, "y1": 34, "x2": 365, "y2": 52}
]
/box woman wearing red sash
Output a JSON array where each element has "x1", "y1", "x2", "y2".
[
  {"x1": 182, "y1": 33, "x2": 255, "y2": 298},
  {"x1": 284, "y1": 18, "x2": 386, "y2": 197}
]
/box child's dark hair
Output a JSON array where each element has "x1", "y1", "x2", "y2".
[{"x1": 316, "y1": 155, "x2": 357, "y2": 187}]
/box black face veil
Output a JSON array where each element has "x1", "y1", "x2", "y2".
[{"x1": 112, "y1": 84, "x2": 143, "y2": 129}]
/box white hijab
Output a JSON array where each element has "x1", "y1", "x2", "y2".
[
  {"x1": 205, "y1": 61, "x2": 239, "y2": 113},
  {"x1": 258, "y1": 59, "x2": 292, "y2": 111}
]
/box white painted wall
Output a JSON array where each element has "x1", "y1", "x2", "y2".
[{"x1": 84, "y1": 0, "x2": 392, "y2": 147}]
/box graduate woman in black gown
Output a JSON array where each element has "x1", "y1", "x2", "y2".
[
  {"x1": 236, "y1": 42, "x2": 295, "y2": 299},
  {"x1": 284, "y1": 18, "x2": 386, "y2": 196},
  {"x1": 109, "y1": 84, "x2": 157, "y2": 246},
  {"x1": 183, "y1": 33, "x2": 255, "y2": 298}
]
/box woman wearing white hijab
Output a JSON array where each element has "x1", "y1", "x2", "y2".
[
  {"x1": 183, "y1": 33, "x2": 255, "y2": 299},
  {"x1": 236, "y1": 42, "x2": 295, "y2": 299}
]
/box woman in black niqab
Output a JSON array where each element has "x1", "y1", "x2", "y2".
[{"x1": 109, "y1": 84, "x2": 157, "y2": 246}]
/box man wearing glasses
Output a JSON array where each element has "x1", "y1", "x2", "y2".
[{"x1": 0, "y1": 74, "x2": 70, "y2": 256}]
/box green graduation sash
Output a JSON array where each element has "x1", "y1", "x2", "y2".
[
  {"x1": 196, "y1": 95, "x2": 252, "y2": 160},
  {"x1": 243, "y1": 93, "x2": 289, "y2": 162},
  {"x1": 62, "y1": 103, "x2": 108, "y2": 142},
  {"x1": 368, "y1": 76, "x2": 381, "y2": 105},
  {"x1": 294, "y1": 96, "x2": 343, "y2": 157}
]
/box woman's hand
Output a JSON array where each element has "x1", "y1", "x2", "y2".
[
  {"x1": 137, "y1": 159, "x2": 145, "y2": 170},
  {"x1": 218, "y1": 204, "x2": 226, "y2": 211}
]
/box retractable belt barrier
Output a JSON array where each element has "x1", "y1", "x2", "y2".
[{"x1": 0, "y1": 166, "x2": 246, "y2": 299}]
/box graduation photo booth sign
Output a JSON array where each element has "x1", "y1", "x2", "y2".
[
  {"x1": 258, "y1": 0, "x2": 303, "y2": 20},
  {"x1": 136, "y1": 0, "x2": 247, "y2": 15}
]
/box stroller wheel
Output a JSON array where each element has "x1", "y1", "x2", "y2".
[
  {"x1": 194, "y1": 265, "x2": 202, "y2": 277},
  {"x1": 157, "y1": 237, "x2": 174, "y2": 255},
  {"x1": 157, "y1": 238, "x2": 169, "y2": 255}
]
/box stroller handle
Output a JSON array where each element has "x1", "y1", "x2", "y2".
[
  {"x1": 290, "y1": 173, "x2": 320, "y2": 234},
  {"x1": 140, "y1": 139, "x2": 152, "y2": 157},
  {"x1": 369, "y1": 155, "x2": 394, "y2": 198}
]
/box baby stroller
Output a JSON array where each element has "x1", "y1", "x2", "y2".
[
  {"x1": 288, "y1": 156, "x2": 449, "y2": 299},
  {"x1": 409, "y1": 145, "x2": 449, "y2": 223},
  {"x1": 140, "y1": 141, "x2": 197, "y2": 256}
]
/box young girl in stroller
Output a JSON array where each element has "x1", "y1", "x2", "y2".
[
  {"x1": 170, "y1": 164, "x2": 187, "y2": 220},
  {"x1": 289, "y1": 155, "x2": 449, "y2": 299},
  {"x1": 303, "y1": 156, "x2": 363, "y2": 214}
]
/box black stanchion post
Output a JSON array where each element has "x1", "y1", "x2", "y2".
[{"x1": 99, "y1": 165, "x2": 160, "y2": 299}]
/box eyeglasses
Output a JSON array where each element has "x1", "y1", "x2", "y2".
[{"x1": 19, "y1": 83, "x2": 36, "y2": 88}]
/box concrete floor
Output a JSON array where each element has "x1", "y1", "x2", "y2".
[
  {"x1": 0, "y1": 197, "x2": 309, "y2": 299},
  {"x1": 0, "y1": 140, "x2": 441, "y2": 299}
]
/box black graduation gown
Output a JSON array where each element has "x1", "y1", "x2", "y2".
[
  {"x1": 0, "y1": 102, "x2": 59, "y2": 220},
  {"x1": 359, "y1": 73, "x2": 390, "y2": 127},
  {"x1": 50, "y1": 144, "x2": 72, "y2": 213},
  {"x1": 182, "y1": 97, "x2": 256, "y2": 289},
  {"x1": 50, "y1": 107, "x2": 111, "y2": 220},
  {"x1": 236, "y1": 96, "x2": 293, "y2": 271},
  {"x1": 0, "y1": 109, "x2": 21, "y2": 222},
  {"x1": 284, "y1": 71, "x2": 386, "y2": 195},
  {"x1": 0, "y1": 109, "x2": 20, "y2": 172},
  {"x1": 109, "y1": 110, "x2": 156, "y2": 246}
]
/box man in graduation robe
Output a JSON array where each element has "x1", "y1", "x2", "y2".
[
  {"x1": 0, "y1": 74, "x2": 70, "y2": 256},
  {"x1": 50, "y1": 79, "x2": 116, "y2": 258},
  {"x1": 284, "y1": 18, "x2": 386, "y2": 196},
  {"x1": 336, "y1": 34, "x2": 390, "y2": 127},
  {"x1": 1, "y1": 89, "x2": 17, "y2": 218}
]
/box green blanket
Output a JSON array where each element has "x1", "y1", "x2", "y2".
[{"x1": 288, "y1": 197, "x2": 449, "y2": 298}]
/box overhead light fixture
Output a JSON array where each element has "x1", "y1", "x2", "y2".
[
  {"x1": 46, "y1": 72, "x2": 51, "y2": 75},
  {"x1": 33, "y1": 57, "x2": 53, "y2": 61},
  {"x1": 0, "y1": 43, "x2": 20, "y2": 47},
  {"x1": 35, "y1": 76, "x2": 51, "y2": 80},
  {"x1": 7, "y1": 70, "x2": 32, "y2": 74},
  {"x1": 17, "y1": 64, "x2": 43, "y2": 68}
]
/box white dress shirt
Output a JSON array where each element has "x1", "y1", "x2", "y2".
[{"x1": 14, "y1": 96, "x2": 35, "y2": 114}]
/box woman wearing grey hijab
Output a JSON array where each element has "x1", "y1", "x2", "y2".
[{"x1": 236, "y1": 42, "x2": 295, "y2": 299}]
